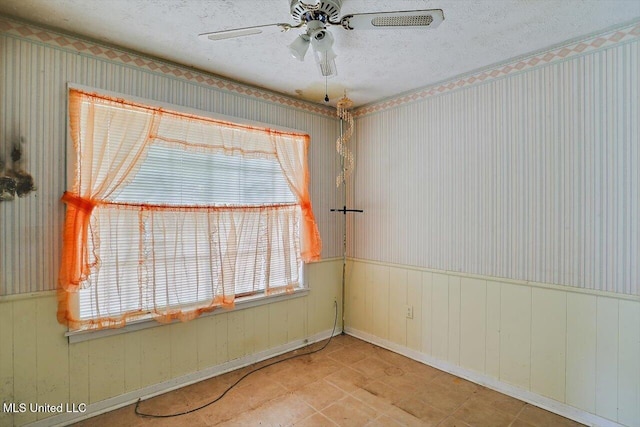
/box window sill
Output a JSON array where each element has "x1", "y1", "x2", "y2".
[{"x1": 66, "y1": 287, "x2": 309, "y2": 344}]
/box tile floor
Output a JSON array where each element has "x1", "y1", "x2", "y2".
[{"x1": 72, "y1": 335, "x2": 584, "y2": 426}]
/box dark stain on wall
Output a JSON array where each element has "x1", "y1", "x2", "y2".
[{"x1": 0, "y1": 138, "x2": 36, "y2": 201}]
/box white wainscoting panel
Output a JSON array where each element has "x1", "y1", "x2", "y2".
[
  {"x1": 459, "y1": 277, "x2": 487, "y2": 375},
  {"x1": 346, "y1": 259, "x2": 640, "y2": 427},
  {"x1": 0, "y1": 259, "x2": 343, "y2": 427},
  {"x1": 530, "y1": 288, "x2": 567, "y2": 402}
]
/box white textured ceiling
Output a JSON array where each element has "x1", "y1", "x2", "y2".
[{"x1": 1, "y1": 0, "x2": 639, "y2": 107}]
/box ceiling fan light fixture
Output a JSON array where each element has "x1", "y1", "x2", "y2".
[
  {"x1": 314, "y1": 47, "x2": 337, "y2": 77},
  {"x1": 309, "y1": 28, "x2": 334, "y2": 52},
  {"x1": 200, "y1": 2, "x2": 445, "y2": 81},
  {"x1": 288, "y1": 34, "x2": 310, "y2": 61}
]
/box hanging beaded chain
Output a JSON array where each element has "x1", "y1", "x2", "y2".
[{"x1": 336, "y1": 95, "x2": 354, "y2": 187}]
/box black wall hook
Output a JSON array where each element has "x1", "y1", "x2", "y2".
[{"x1": 330, "y1": 205, "x2": 363, "y2": 215}]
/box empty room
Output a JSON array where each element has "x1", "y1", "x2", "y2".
[{"x1": 0, "y1": 1, "x2": 638, "y2": 426}]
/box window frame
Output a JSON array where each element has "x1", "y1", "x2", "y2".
[{"x1": 63, "y1": 83, "x2": 311, "y2": 337}]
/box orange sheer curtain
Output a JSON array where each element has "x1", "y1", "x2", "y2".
[
  {"x1": 270, "y1": 131, "x2": 322, "y2": 262},
  {"x1": 58, "y1": 91, "x2": 160, "y2": 327},
  {"x1": 58, "y1": 89, "x2": 321, "y2": 330}
]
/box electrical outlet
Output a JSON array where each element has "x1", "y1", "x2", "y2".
[{"x1": 405, "y1": 305, "x2": 413, "y2": 319}]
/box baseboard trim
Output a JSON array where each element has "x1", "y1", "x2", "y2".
[
  {"x1": 26, "y1": 327, "x2": 342, "y2": 427},
  {"x1": 344, "y1": 328, "x2": 624, "y2": 427}
]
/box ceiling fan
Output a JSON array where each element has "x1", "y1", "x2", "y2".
[{"x1": 199, "y1": 0, "x2": 444, "y2": 77}]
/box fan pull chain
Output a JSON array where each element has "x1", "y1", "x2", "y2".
[{"x1": 324, "y1": 76, "x2": 329, "y2": 103}]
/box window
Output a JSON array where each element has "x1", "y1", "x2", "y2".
[{"x1": 58, "y1": 88, "x2": 321, "y2": 331}]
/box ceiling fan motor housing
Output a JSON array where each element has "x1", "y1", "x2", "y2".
[{"x1": 290, "y1": 0, "x2": 342, "y2": 24}]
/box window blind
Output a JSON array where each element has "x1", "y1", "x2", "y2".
[{"x1": 58, "y1": 88, "x2": 321, "y2": 330}]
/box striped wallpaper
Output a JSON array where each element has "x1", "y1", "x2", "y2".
[
  {"x1": 349, "y1": 22, "x2": 639, "y2": 295},
  {"x1": 0, "y1": 16, "x2": 342, "y2": 295},
  {"x1": 2, "y1": 15, "x2": 637, "y2": 297}
]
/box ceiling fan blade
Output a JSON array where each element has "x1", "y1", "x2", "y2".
[
  {"x1": 199, "y1": 23, "x2": 292, "y2": 41},
  {"x1": 340, "y1": 9, "x2": 444, "y2": 31}
]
